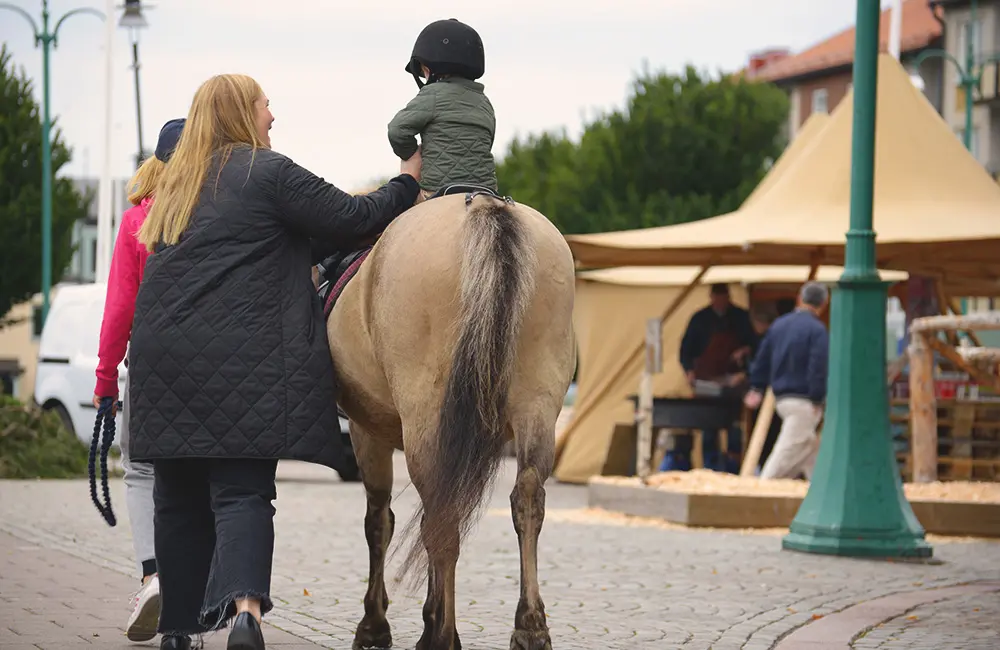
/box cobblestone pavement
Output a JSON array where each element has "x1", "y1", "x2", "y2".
[
  {"x1": 851, "y1": 589, "x2": 1000, "y2": 650},
  {"x1": 1, "y1": 454, "x2": 999, "y2": 650}
]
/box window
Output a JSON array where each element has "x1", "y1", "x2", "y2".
[{"x1": 811, "y1": 88, "x2": 828, "y2": 114}]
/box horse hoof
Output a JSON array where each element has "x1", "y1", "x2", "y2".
[
  {"x1": 352, "y1": 638, "x2": 392, "y2": 650},
  {"x1": 352, "y1": 617, "x2": 392, "y2": 650},
  {"x1": 509, "y1": 629, "x2": 552, "y2": 650},
  {"x1": 415, "y1": 630, "x2": 461, "y2": 650}
]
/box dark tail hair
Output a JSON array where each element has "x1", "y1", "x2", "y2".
[{"x1": 395, "y1": 196, "x2": 536, "y2": 586}]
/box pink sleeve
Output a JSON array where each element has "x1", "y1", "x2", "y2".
[{"x1": 94, "y1": 209, "x2": 144, "y2": 397}]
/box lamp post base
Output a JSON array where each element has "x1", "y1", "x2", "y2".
[{"x1": 781, "y1": 278, "x2": 932, "y2": 559}]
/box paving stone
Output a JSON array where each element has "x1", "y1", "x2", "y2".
[
  {"x1": 851, "y1": 589, "x2": 1000, "y2": 649},
  {"x1": 1, "y1": 454, "x2": 999, "y2": 649}
]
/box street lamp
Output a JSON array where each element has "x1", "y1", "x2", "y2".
[
  {"x1": 914, "y1": 0, "x2": 991, "y2": 155},
  {"x1": 119, "y1": 0, "x2": 149, "y2": 168},
  {"x1": 781, "y1": 0, "x2": 932, "y2": 558},
  {"x1": 0, "y1": 0, "x2": 105, "y2": 326}
]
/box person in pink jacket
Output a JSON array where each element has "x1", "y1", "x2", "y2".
[{"x1": 93, "y1": 118, "x2": 192, "y2": 646}]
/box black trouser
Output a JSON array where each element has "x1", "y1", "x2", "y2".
[{"x1": 153, "y1": 458, "x2": 278, "y2": 635}]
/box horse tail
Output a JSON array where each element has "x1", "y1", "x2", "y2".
[{"x1": 397, "y1": 195, "x2": 536, "y2": 585}]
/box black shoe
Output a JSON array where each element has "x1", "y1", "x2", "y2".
[
  {"x1": 228, "y1": 612, "x2": 265, "y2": 650},
  {"x1": 160, "y1": 635, "x2": 191, "y2": 650}
]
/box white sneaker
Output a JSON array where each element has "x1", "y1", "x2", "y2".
[{"x1": 125, "y1": 574, "x2": 160, "y2": 641}]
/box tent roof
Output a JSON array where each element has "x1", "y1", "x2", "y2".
[
  {"x1": 740, "y1": 112, "x2": 830, "y2": 209},
  {"x1": 578, "y1": 265, "x2": 907, "y2": 287},
  {"x1": 566, "y1": 55, "x2": 1000, "y2": 293}
]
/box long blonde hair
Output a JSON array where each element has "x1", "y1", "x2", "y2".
[
  {"x1": 127, "y1": 156, "x2": 165, "y2": 206},
  {"x1": 138, "y1": 74, "x2": 267, "y2": 250}
]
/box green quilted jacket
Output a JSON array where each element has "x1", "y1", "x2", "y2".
[{"x1": 388, "y1": 77, "x2": 498, "y2": 192}]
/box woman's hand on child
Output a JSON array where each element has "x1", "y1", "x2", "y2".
[{"x1": 400, "y1": 147, "x2": 422, "y2": 183}]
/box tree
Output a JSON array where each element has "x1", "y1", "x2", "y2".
[
  {"x1": 0, "y1": 45, "x2": 88, "y2": 325},
  {"x1": 496, "y1": 64, "x2": 789, "y2": 234}
]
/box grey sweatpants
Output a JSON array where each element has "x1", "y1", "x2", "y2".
[{"x1": 120, "y1": 380, "x2": 156, "y2": 576}]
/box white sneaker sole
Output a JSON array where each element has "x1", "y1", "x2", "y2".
[{"x1": 126, "y1": 590, "x2": 160, "y2": 642}]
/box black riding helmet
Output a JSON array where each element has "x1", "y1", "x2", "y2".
[{"x1": 404, "y1": 18, "x2": 485, "y2": 88}]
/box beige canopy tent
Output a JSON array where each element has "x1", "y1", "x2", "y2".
[
  {"x1": 554, "y1": 265, "x2": 908, "y2": 484},
  {"x1": 565, "y1": 55, "x2": 1000, "y2": 296}
]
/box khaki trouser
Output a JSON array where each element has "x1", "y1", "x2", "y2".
[{"x1": 760, "y1": 396, "x2": 821, "y2": 480}]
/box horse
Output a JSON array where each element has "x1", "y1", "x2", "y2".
[{"x1": 326, "y1": 189, "x2": 576, "y2": 650}]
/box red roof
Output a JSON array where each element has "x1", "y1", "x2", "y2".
[{"x1": 749, "y1": 0, "x2": 942, "y2": 83}]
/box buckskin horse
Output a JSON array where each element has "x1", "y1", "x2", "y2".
[{"x1": 324, "y1": 188, "x2": 575, "y2": 650}]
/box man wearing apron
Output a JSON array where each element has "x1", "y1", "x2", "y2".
[{"x1": 662, "y1": 283, "x2": 757, "y2": 473}]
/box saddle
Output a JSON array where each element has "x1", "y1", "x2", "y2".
[
  {"x1": 317, "y1": 247, "x2": 372, "y2": 320},
  {"x1": 430, "y1": 183, "x2": 514, "y2": 205},
  {"x1": 315, "y1": 183, "x2": 513, "y2": 319}
]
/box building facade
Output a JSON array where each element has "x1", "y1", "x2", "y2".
[
  {"x1": 746, "y1": 0, "x2": 945, "y2": 141},
  {"x1": 937, "y1": 0, "x2": 1000, "y2": 173}
]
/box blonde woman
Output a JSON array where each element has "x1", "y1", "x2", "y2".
[
  {"x1": 92, "y1": 119, "x2": 200, "y2": 646},
  {"x1": 126, "y1": 74, "x2": 420, "y2": 650}
]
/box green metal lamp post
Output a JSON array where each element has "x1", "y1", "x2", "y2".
[
  {"x1": 914, "y1": 0, "x2": 986, "y2": 152},
  {"x1": 782, "y1": 0, "x2": 932, "y2": 558},
  {"x1": 0, "y1": 0, "x2": 105, "y2": 326}
]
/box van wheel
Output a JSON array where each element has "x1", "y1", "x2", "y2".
[
  {"x1": 50, "y1": 403, "x2": 75, "y2": 438},
  {"x1": 337, "y1": 431, "x2": 362, "y2": 482}
]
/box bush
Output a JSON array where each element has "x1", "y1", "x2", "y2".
[{"x1": 0, "y1": 395, "x2": 90, "y2": 478}]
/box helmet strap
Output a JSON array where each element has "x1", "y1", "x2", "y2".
[{"x1": 412, "y1": 70, "x2": 425, "y2": 89}]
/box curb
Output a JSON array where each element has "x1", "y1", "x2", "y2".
[{"x1": 773, "y1": 581, "x2": 1000, "y2": 649}]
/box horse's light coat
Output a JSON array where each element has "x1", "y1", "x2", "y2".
[{"x1": 328, "y1": 193, "x2": 575, "y2": 650}]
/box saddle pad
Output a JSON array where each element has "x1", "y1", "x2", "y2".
[{"x1": 324, "y1": 247, "x2": 372, "y2": 319}]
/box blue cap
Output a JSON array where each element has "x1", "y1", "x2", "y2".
[{"x1": 154, "y1": 118, "x2": 186, "y2": 163}]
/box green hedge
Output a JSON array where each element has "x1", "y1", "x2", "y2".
[{"x1": 0, "y1": 396, "x2": 90, "y2": 479}]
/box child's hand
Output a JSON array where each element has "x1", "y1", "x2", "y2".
[{"x1": 400, "y1": 146, "x2": 422, "y2": 183}]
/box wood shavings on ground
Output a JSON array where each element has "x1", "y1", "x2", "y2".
[
  {"x1": 591, "y1": 470, "x2": 1000, "y2": 503},
  {"x1": 484, "y1": 506, "x2": 993, "y2": 543}
]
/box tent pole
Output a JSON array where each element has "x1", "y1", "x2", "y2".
[{"x1": 555, "y1": 265, "x2": 712, "y2": 463}]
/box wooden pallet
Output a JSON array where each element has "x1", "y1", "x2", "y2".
[{"x1": 891, "y1": 399, "x2": 1000, "y2": 482}]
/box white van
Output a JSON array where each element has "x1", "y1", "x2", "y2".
[
  {"x1": 34, "y1": 282, "x2": 122, "y2": 445},
  {"x1": 33, "y1": 282, "x2": 360, "y2": 481}
]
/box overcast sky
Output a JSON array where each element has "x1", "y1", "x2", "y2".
[{"x1": 2, "y1": 0, "x2": 890, "y2": 190}]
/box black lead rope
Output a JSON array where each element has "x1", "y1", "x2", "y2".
[{"x1": 89, "y1": 397, "x2": 119, "y2": 527}]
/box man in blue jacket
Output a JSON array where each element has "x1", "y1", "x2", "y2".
[{"x1": 744, "y1": 282, "x2": 830, "y2": 480}]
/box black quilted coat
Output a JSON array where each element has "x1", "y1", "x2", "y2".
[{"x1": 127, "y1": 146, "x2": 418, "y2": 470}]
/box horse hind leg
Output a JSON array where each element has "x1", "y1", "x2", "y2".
[
  {"x1": 406, "y1": 453, "x2": 462, "y2": 650},
  {"x1": 351, "y1": 424, "x2": 396, "y2": 650},
  {"x1": 509, "y1": 416, "x2": 554, "y2": 650}
]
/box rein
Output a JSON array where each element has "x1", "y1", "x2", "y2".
[{"x1": 88, "y1": 397, "x2": 120, "y2": 527}]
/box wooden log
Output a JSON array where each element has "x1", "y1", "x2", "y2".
[
  {"x1": 948, "y1": 298, "x2": 983, "y2": 347},
  {"x1": 934, "y1": 281, "x2": 961, "y2": 347},
  {"x1": 956, "y1": 347, "x2": 1000, "y2": 364},
  {"x1": 740, "y1": 388, "x2": 775, "y2": 477},
  {"x1": 910, "y1": 311, "x2": 1000, "y2": 333},
  {"x1": 909, "y1": 332, "x2": 938, "y2": 483},
  {"x1": 924, "y1": 337, "x2": 1000, "y2": 393},
  {"x1": 635, "y1": 370, "x2": 653, "y2": 478}
]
